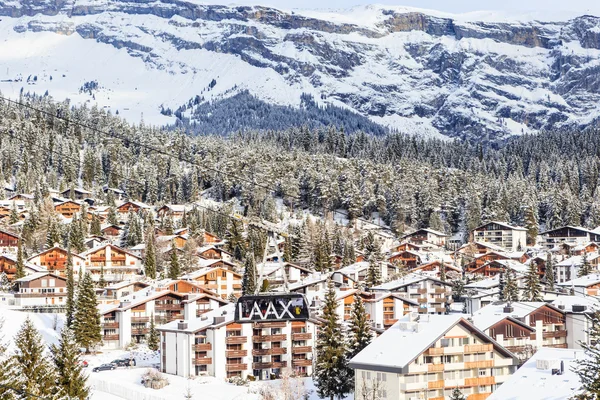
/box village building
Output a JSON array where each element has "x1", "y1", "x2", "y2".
[
  {"x1": 255, "y1": 262, "x2": 313, "y2": 284},
  {"x1": 0, "y1": 229, "x2": 20, "y2": 254},
  {"x1": 197, "y1": 246, "x2": 233, "y2": 262},
  {"x1": 116, "y1": 201, "x2": 152, "y2": 216},
  {"x1": 27, "y1": 246, "x2": 86, "y2": 277},
  {"x1": 551, "y1": 295, "x2": 600, "y2": 350},
  {"x1": 157, "y1": 204, "x2": 187, "y2": 220},
  {"x1": 80, "y1": 243, "x2": 144, "y2": 284},
  {"x1": 100, "y1": 281, "x2": 151, "y2": 301},
  {"x1": 539, "y1": 226, "x2": 600, "y2": 249},
  {"x1": 350, "y1": 314, "x2": 519, "y2": 400},
  {"x1": 471, "y1": 221, "x2": 527, "y2": 252},
  {"x1": 182, "y1": 267, "x2": 242, "y2": 299},
  {"x1": 13, "y1": 272, "x2": 68, "y2": 306},
  {"x1": 401, "y1": 228, "x2": 448, "y2": 248},
  {"x1": 54, "y1": 200, "x2": 82, "y2": 218},
  {"x1": 557, "y1": 273, "x2": 600, "y2": 296},
  {"x1": 555, "y1": 254, "x2": 600, "y2": 283},
  {"x1": 158, "y1": 304, "x2": 318, "y2": 380},
  {"x1": 60, "y1": 187, "x2": 92, "y2": 200}
]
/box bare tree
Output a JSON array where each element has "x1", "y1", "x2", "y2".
[{"x1": 358, "y1": 378, "x2": 386, "y2": 400}]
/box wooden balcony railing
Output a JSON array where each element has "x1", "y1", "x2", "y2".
[
  {"x1": 417, "y1": 288, "x2": 427, "y2": 294},
  {"x1": 466, "y1": 393, "x2": 492, "y2": 400},
  {"x1": 225, "y1": 363, "x2": 247, "y2": 372},
  {"x1": 103, "y1": 334, "x2": 119, "y2": 341},
  {"x1": 428, "y1": 364, "x2": 444, "y2": 372},
  {"x1": 132, "y1": 317, "x2": 150, "y2": 323},
  {"x1": 292, "y1": 333, "x2": 312, "y2": 341},
  {"x1": 291, "y1": 346, "x2": 312, "y2": 354},
  {"x1": 465, "y1": 360, "x2": 494, "y2": 369},
  {"x1": 428, "y1": 380, "x2": 444, "y2": 390},
  {"x1": 226, "y1": 336, "x2": 247, "y2": 345},
  {"x1": 383, "y1": 319, "x2": 398, "y2": 326},
  {"x1": 292, "y1": 359, "x2": 312, "y2": 367},
  {"x1": 542, "y1": 330, "x2": 567, "y2": 339},
  {"x1": 155, "y1": 303, "x2": 182, "y2": 311},
  {"x1": 434, "y1": 288, "x2": 448, "y2": 294},
  {"x1": 417, "y1": 298, "x2": 428, "y2": 304},
  {"x1": 193, "y1": 343, "x2": 212, "y2": 351},
  {"x1": 226, "y1": 350, "x2": 248, "y2": 358},
  {"x1": 464, "y1": 344, "x2": 493, "y2": 353},
  {"x1": 192, "y1": 357, "x2": 212, "y2": 365},
  {"x1": 132, "y1": 328, "x2": 149, "y2": 335},
  {"x1": 252, "y1": 361, "x2": 287, "y2": 370},
  {"x1": 102, "y1": 322, "x2": 119, "y2": 329},
  {"x1": 428, "y1": 347, "x2": 444, "y2": 355},
  {"x1": 433, "y1": 297, "x2": 447, "y2": 303},
  {"x1": 464, "y1": 376, "x2": 495, "y2": 387},
  {"x1": 253, "y1": 334, "x2": 287, "y2": 343},
  {"x1": 418, "y1": 308, "x2": 428, "y2": 314},
  {"x1": 252, "y1": 347, "x2": 287, "y2": 356},
  {"x1": 254, "y1": 322, "x2": 286, "y2": 328}
]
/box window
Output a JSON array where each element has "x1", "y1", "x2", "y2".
[
  {"x1": 479, "y1": 369, "x2": 487, "y2": 376},
  {"x1": 443, "y1": 355, "x2": 453, "y2": 364},
  {"x1": 377, "y1": 372, "x2": 386, "y2": 382},
  {"x1": 424, "y1": 356, "x2": 433, "y2": 364},
  {"x1": 41, "y1": 280, "x2": 47, "y2": 288},
  {"x1": 222, "y1": 271, "x2": 227, "y2": 278},
  {"x1": 440, "y1": 339, "x2": 450, "y2": 347}
]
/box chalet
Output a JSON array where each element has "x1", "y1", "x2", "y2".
[
  {"x1": 197, "y1": 246, "x2": 232, "y2": 262},
  {"x1": 60, "y1": 187, "x2": 92, "y2": 200},
  {"x1": 54, "y1": 200, "x2": 82, "y2": 218},
  {"x1": 116, "y1": 201, "x2": 152, "y2": 215},
  {"x1": 81, "y1": 244, "x2": 143, "y2": 284},
  {"x1": 540, "y1": 226, "x2": 600, "y2": 249},
  {"x1": 198, "y1": 258, "x2": 237, "y2": 271},
  {"x1": 27, "y1": 247, "x2": 86, "y2": 277},
  {"x1": 473, "y1": 302, "x2": 568, "y2": 349},
  {"x1": 183, "y1": 267, "x2": 242, "y2": 298},
  {"x1": 181, "y1": 292, "x2": 230, "y2": 319},
  {"x1": 156, "y1": 235, "x2": 187, "y2": 249},
  {"x1": 0, "y1": 205, "x2": 11, "y2": 218},
  {"x1": 458, "y1": 241, "x2": 508, "y2": 257},
  {"x1": 103, "y1": 187, "x2": 126, "y2": 201},
  {"x1": 255, "y1": 262, "x2": 312, "y2": 284},
  {"x1": 101, "y1": 224, "x2": 123, "y2": 238},
  {"x1": 101, "y1": 280, "x2": 150, "y2": 300},
  {"x1": 555, "y1": 253, "x2": 600, "y2": 283},
  {"x1": 337, "y1": 261, "x2": 398, "y2": 284},
  {"x1": 371, "y1": 273, "x2": 453, "y2": 314},
  {"x1": 387, "y1": 250, "x2": 422, "y2": 269},
  {"x1": 401, "y1": 228, "x2": 448, "y2": 247},
  {"x1": 392, "y1": 242, "x2": 423, "y2": 253},
  {"x1": 350, "y1": 314, "x2": 519, "y2": 400},
  {"x1": 158, "y1": 304, "x2": 319, "y2": 380},
  {"x1": 471, "y1": 221, "x2": 527, "y2": 252},
  {"x1": 158, "y1": 279, "x2": 220, "y2": 296},
  {"x1": 8, "y1": 194, "x2": 34, "y2": 203},
  {"x1": 84, "y1": 236, "x2": 108, "y2": 250},
  {"x1": 411, "y1": 260, "x2": 462, "y2": 279},
  {"x1": 13, "y1": 272, "x2": 68, "y2": 306},
  {"x1": 557, "y1": 273, "x2": 600, "y2": 296},
  {"x1": 0, "y1": 253, "x2": 46, "y2": 281},
  {"x1": 0, "y1": 229, "x2": 20, "y2": 253},
  {"x1": 203, "y1": 231, "x2": 222, "y2": 245},
  {"x1": 471, "y1": 314, "x2": 536, "y2": 363},
  {"x1": 157, "y1": 204, "x2": 187, "y2": 220},
  {"x1": 469, "y1": 259, "x2": 528, "y2": 277}
]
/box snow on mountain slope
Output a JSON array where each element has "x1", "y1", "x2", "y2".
[{"x1": 1, "y1": 2, "x2": 600, "y2": 140}]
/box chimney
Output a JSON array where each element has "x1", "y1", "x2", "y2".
[
  {"x1": 119, "y1": 301, "x2": 131, "y2": 308},
  {"x1": 503, "y1": 305, "x2": 514, "y2": 313},
  {"x1": 177, "y1": 321, "x2": 188, "y2": 330},
  {"x1": 213, "y1": 316, "x2": 225, "y2": 325}
]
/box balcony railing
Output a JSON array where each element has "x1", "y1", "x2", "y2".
[
  {"x1": 225, "y1": 363, "x2": 247, "y2": 372},
  {"x1": 465, "y1": 360, "x2": 494, "y2": 369},
  {"x1": 383, "y1": 319, "x2": 399, "y2": 326},
  {"x1": 253, "y1": 334, "x2": 286, "y2": 343},
  {"x1": 464, "y1": 344, "x2": 493, "y2": 353},
  {"x1": 428, "y1": 364, "x2": 444, "y2": 372},
  {"x1": 417, "y1": 298, "x2": 428, "y2": 304},
  {"x1": 132, "y1": 328, "x2": 149, "y2": 335},
  {"x1": 427, "y1": 380, "x2": 444, "y2": 390},
  {"x1": 417, "y1": 288, "x2": 427, "y2": 294},
  {"x1": 292, "y1": 359, "x2": 312, "y2": 367},
  {"x1": 226, "y1": 350, "x2": 248, "y2": 358},
  {"x1": 103, "y1": 334, "x2": 119, "y2": 341},
  {"x1": 252, "y1": 347, "x2": 287, "y2": 356},
  {"x1": 291, "y1": 333, "x2": 312, "y2": 341},
  {"x1": 434, "y1": 288, "x2": 448, "y2": 294},
  {"x1": 102, "y1": 322, "x2": 119, "y2": 329},
  {"x1": 254, "y1": 322, "x2": 286, "y2": 329},
  {"x1": 433, "y1": 297, "x2": 446, "y2": 303},
  {"x1": 291, "y1": 346, "x2": 312, "y2": 354},
  {"x1": 132, "y1": 317, "x2": 150, "y2": 323},
  {"x1": 252, "y1": 361, "x2": 287, "y2": 370},
  {"x1": 193, "y1": 343, "x2": 212, "y2": 351},
  {"x1": 192, "y1": 357, "x2": 212, "y2": 365},
  {"x1": 155, "y1": 303, "x2": 182, "y2": 311},
  {"x1": 428, "y1": 347, "x2": 444, "y2": 355},
  {"x1": 464, "y1": 376, "x2": 496, "y2": 386},
  {"x1": 226, "y1": 336, "x2": 247, "y2": 345}
]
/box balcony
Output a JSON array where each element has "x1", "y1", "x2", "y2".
[
  {"x1": 435, "y1": 307, "x2": 447, "y2": 313},
  {"x1": 252, "y1": 361, "x2": 287, "y2": 370},
  {"x1": 417, "y1": 288, "x2": 427, "y2": 294},
  {"x1": 193, "y1": 343, "x2": 212, "y2": 351},
  {"x1": 428, "y1": 364, "x2": 445, "y2": 372},
  {"x1": 434, "y1": 288, "x2": 448, "y2": 294},
  {"x1": 102, "y1": 322, "x2": 119, "y2": 329},
  {"x1": 155, "y1": 303, "x2": 182, "y2": 311},
  {"x1": 225, "y1": 363, "x2": 248, "y2": 372},
  {"x1": 464, "y1": 344, "x2": 493, "y2": 353},
  {"x1": 543, "y1": 330, "x2": 567, "y2": 339},
  {"x1": 103, "y1": 334, "x2": 119, "y2": 341},
  {"x1": 226, "y1": 350, "x2": 248, "y2": 358},
  {"x1": 292, "y1": 333, "x2": 312, "y2": 341},
  {"x1": 418, "y1": 308, "x2": 428, "y2": 314},
  {"x1": 383, "y1": 319, "x2": 398, "y2": 326},
  {"x1": 433, "y1": 297, "x2": 447, "y2": 303},
  {"x1": 547, "y1": 343, "x2": 568, "y2": 349},
  {"x1": 132, "y1": 317, "x2": 150, "y2": 323},
  {"x1": 252, "y1": 347, "x2": 287, "y2": 356},
  {"x1": 253, "y1": 334, "x2": 287, "y2": 343},
  {"x1": 292, "y1": 359, "x2": 313, "y2": 367},
  {"x1": 196, "y1": 309, "x2": 213, "y2": 317},
  {"x1": 132, "y1": 328, "x2": 149, "y2": 335},
  {"x1": 428, "y1": 347, "x2": 444, "y2": 355},
  {"x1": 417, "y1": 298, "x2": 428, "y2": 304},
  {"x1": 192, "y1": 357, "x2": 212, "y2": 365},
  {"x1": 254, "y1": 322, "x2": 286, "y2": 329},
  {"x1": 467, "y1": 393, "x2": 492, "y2": 400},
  {"x1": 292, "y1": 346, "x2": 312, "y2": 354},
  {"x1": 464, "y1": 376, "x2": 495, "y2": 387},
  {"x1": 226, "y1": 336, "x2": 247, "y2": 345},
  {"x1": 427, "y1": 380, "x2": 444, "y2": 390},
  {"x1": 465, "y1": 360, "x2": 494, "y2": 369}
]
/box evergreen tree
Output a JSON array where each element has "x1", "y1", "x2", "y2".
[
  {"x1": 169, "y1": 248, "x2": 180, "y2": 279},
  {"x1": 347, "y1": 294, "x2": 372, "y2": 360},
  {"x1": 9, "y1": 201, "x2": 19, "y2": 224},
  {"x1": 0, "y1": 316, "x2": 17, "y2": 400},
  {"x1": 15, "y1": 239, "x2": 25, "y2": 280},
  {"x1": 145, "y1": 232, "x2": 157, "y2": 280},
  {"x1": 365, "y1": 259, "x2": 381, "y2": 288},
  {"x1": 107, "y1": 206, "x2": 118, "y2": 226},
  {"x1": 225, "y1": 219, "x2": 245, "y2": 261},
  {"x1": 315, "y1": 281, "x2": 353, "y2": 400},
  {"x1": 242, "y1": 253, "x2": 257, "y2": 295},
  {"x1": 283, "y1": 235, "x2": 293, "y2": 263},
  {"x1": 502, "y1": 268, "x2": 519, "y2": 302},
  {"x1": 46, "y1": 217, "x2": 62, "y2": 249},
  {"x1": 90, "y1": 213, "x2": 102, "y2": 236},
  {"x1": 66, "y1": 250, "x2": 75, "y2": 328},
  {"x1": 579, "y1": 251, "x2": 593, "y2": 277},
  {"x1": 50, "y1": 327, "x2": 90, "y2": 400},
  {"x1": 163, "y1": 213, "x2": 175, "y2": 235},
  {"x1": 147, "y1": 314, "x2": 159, "y2": 352},
  {"x1": 69, "y1": 215, "x2": 85, "y2": 253},
  {"x1": 11, "y1": 317, "x2": 57, "y2": 398},
  {"x1": 544, "y1": 254, "x2": 556, "y2": 291},
  {"x1": 574, "y1": 310, "x2": 600, "y2": 398},
  {"x1": 522, "y1": 260, "x2": 542, "y2": 301},
  {"x1": 98, "y1": 265, "x2": 106, "y2": 288},
  {"x1": 440, "y1": 261, "x2": 447, "y2": 282},
  {"x1": 524, "y1": 203, "x2": 539, "y2": 246},
  {"x1": 450, "y1": 387, "x2": 466, "y2": 400},
  {"x1": 73, "y1": 272, "x2": 102, "y2": 353}
]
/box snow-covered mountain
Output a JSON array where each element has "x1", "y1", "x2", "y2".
[{"x1": 2, "y1": 1, "x2": 600, "y2": 140}]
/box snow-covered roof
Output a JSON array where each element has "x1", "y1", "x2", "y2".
[
  {"x1": 558, "y1": 273, "x2": 600, "y2": 288},
  {"x1": 15, "y1": 271, "x2": 63, "y2": 282},
  {"x1": 474, "y1": 301, "x2": 561, "y2": 320},
  {"x1": 551, "y1": 295, "x2": 600, "y2": 313},
  {"x1": 471, "y1": 313, "x2": 534, "y2": 333},
  {"x1": 488, "y1": 348, "x2": 586, "y2": 400},
  {"x1": 540, "y1": 225, "x2": 599, "y2": 235},
  {"x1": 337, "y1": 261, "x2": 370, "y2": 274},
  {"x1": 465, "y1": 276, "x2": 502, "y2": 289},
  {"x1": 371, "y1": 273, "x2": 448, "y2": 291},
  {"x1": 474, "y1": 221, "x2": 527, "y2": 231},
  {"x1": 557, "y1": 253, "x2": 600, "y2": 267},
  {"x1": 158, "y1": 304, "x2": 236, "y2": 333},
  {"x1": 104, "y1": 280, "x2": 150, "y2": 291},
  {"x1": 402, "y1": 228, "x2": 448, "y2": 238}
]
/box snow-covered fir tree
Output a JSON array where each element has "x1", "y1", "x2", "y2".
[
  {"x1": 50, "y1": 327, "x2": 90, "y2": 400},
  {"x1": 522, "y1": 261, "x2": 542, "y2": 301},
  {"x1": 73, "y1": 273, "x2": 102, "y2": 353}
]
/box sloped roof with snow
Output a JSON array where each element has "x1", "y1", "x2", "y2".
[
  {"x1": 557, "y1": 273, "x2": 600, "y2": 287},
  {"x1": 474, "y1": 301, "x2": 562, "y2": 319},
  {"x1": 474, "y1": 221, "x2": 527, "y2": 231}
]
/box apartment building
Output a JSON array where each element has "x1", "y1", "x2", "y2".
[
  {"x1": 471, "y1": 222, "x2": 527, "y2": 252},
  {"x1": 471, "y1": 314, "x2": 536, "y2": 364},
  {"x1": 81, "y1": 243, "x2": 144, "y2": 283},
  {"x1": 27, "y1": 246, "x2": 86, "y2": 277},
  {"x1": 539, "y1": 226, "x2": 600, "y2": 249},
  {"x1": 551, "y1": 295, "x2": 600, "y2": 350},
  {"x1": 401, "y1": 228, "x2": 448, "y2": 247},
  {"x1": 473, "y1": 302, "x2": 567, "y2": 350},
  {"x1": 557, "y1": 273, "x2": 600, "y2": 296},
  {"x1": 371, "y1": 274, "x2": 453, "y2": 315},
  {"x1": 362, "y1": 292, "x2": 419, "y2": 330},
  {"x1": 350, "y1": 314, "x2": 519, "y2": 400},
  {"x1": 555, "y1": 254, "x2": 600, "y2": 283},
  {"x1": 158, "y1": 304, "x2": 317, "y2": 380},
  {"x1": 183, "y1": 267, "x2": 242, "y2": 299},
  {"x1": 13, "y1": 272, "x2": 68, "y2": 306}
]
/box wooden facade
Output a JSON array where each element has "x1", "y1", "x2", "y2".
[
  {"x1": 0, "y1": 254, "x2": 17, "y2": 280},
  {"x1": 0, "y1": 229, "x2": 20, "y2": 250},
  {"x1": 54, "y1": 201, "x2": 81, "y2": 218},
  {"x1": 388, "y1": 251, "x2": 421, "y2": 269},
  {"x1": 28, "y1": 247, "x2": 85, "y2": 276}
]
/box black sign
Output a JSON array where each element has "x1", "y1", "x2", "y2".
[{"x1": 235, "y1": 294, "x2": 310, "y2": 323}]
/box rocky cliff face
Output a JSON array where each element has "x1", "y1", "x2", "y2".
[{"x1": 2, "y1": 1, "x2": 600, "y2": 140}]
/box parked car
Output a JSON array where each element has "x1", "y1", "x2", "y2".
[
  {"x1": 111, "y1": 358, "x2": 136, "y2": 367},
  {"x1": 77, "y1": 360, "x2": 89, "y2": 368},
  {"x1": 92, "y1": 364, "x2": 116, "y2": 372}
]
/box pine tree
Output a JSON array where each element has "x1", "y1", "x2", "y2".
[
  {"x1": 98, "y1": 265, "x2": 106, "y2": 288},
  {"x1": 450, "y1": 387, "x2": 466, "y2": 400},
  {"x1": 145, "y1": 232, "x2": 157, "y2": 280},
  {"x1": 347, "y1": 294, "x2": 372, "y2": 360},
  {"x1": 440, "y1": 261, "x2": 447, "y2": 282},
  {"x1": 46, "y1": 217, "x2": 62, "y2": 249},
  {"x1": 524, "y1": 203, "x2": 539, "y2": 246},
  {"x1": 365, "y1": 259, "x2": 381, "y2": 288},
  {"x1": 0, "y1": 317, "x2": 17, "y2": 400},
  {"x1": 169, "y1": 248, "x2": 180, "y2": 279},
  {"x1": 522, "y1": 260, "x2": 542, "y2": 301},
  {"x1": 9, "y1": 201, "x2": 19, "y2": 224},
  {"x1": 225, "y1": 219, "x2": 245, "y2": 261},
  {"x1": 11, "y1": 317, "x2": 57, "y2": 398},
  {"x1": 315, "y1": 281, "x2": 353, "y2": 400},
  {"x1": 15, "y1": 239, "x2": 25, "y2": 280},
  {"x1": 502, "y1": 268, "x2": 519, "y2": 302},
  {"x1": 73, "y1": 272, "x2": 102, "y2": 353},
  {"x1": 66, "y1": 250, "x2": 75, "y2": 328},
  {"x1": 107, "y1": 206, "x2": 118, "y2": 226},
  {"x1": 50, "y1": 327, "x2": 90, "y2": 400},
  {"x1": 545, "y1": 254, "x2": 555, "y2": 291},
  {"x1": 90, "y1": 213, "x2": 102, "y2": 236},
  {"x1": 579, "y1": 251, "x2": 593, "y2": 277},
  {"x1": 242, "y1": 253, "x2": 257, "y2": 295},
  {"x1": 163, "y1": 213, "x2": 175, "y2": 235},
  {"x1": 147, "y1": 314, "x2": 159, "y2": 351},
  {"x1": 69, "y1": 214, "x2": 85, "y2": 253},
  {"x1": 574, "y1": 310, "x2": 600, "y2": 397},
  {"x1": 283, "y1": 236, "x2": 293, "y2": 263}
]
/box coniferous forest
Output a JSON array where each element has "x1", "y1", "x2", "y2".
[{"x1": 0, "y1": 93, "x2": 598, "y2": 241}]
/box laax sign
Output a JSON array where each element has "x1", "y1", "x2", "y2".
[{"x1": 235, "y1": 294, "x2": 310, "y2": 322}]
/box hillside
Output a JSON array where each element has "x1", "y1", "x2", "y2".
[{"x1": 1, "y1": 2, "x2": 600, "y2": 140}]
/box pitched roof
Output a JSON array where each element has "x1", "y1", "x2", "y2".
[
  {"x1": 474, "y1": 301, "x2": 564, "y2": 320},
  {"x1": 371, "y1": 273, "x2": 449, "y2": 291},
  {"x1": 557, "y1": 273, "x2": 600, "y2": 287},
  {"x1": 474, "y1": 221, "x2": 527, "y2": 232},
  {"x1": 15, "y1": 272, "x2": 64, "y2": 283}
]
